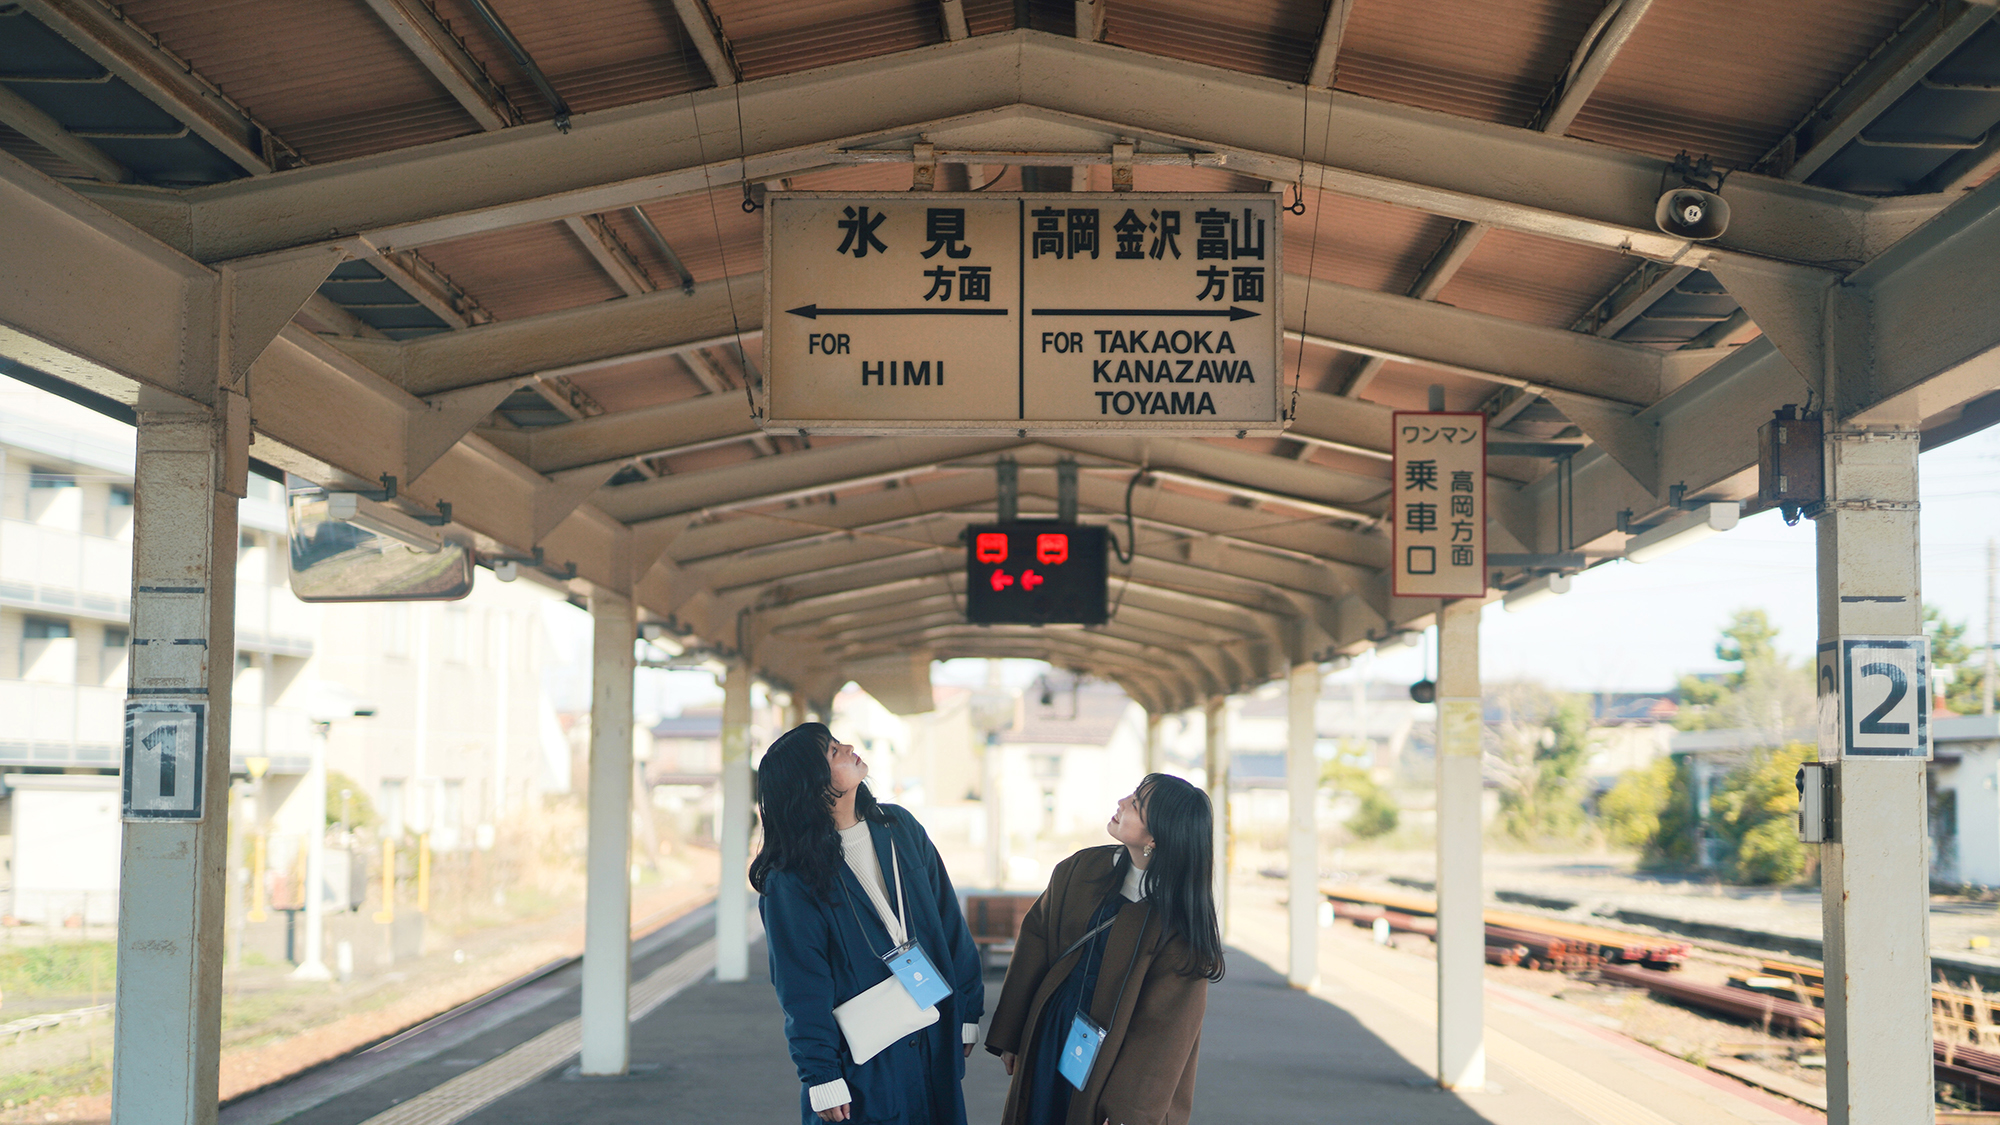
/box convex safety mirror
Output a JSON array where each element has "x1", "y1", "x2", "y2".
[{"x1": 286, "y1": 479, "x2": 472, "y2": 602}]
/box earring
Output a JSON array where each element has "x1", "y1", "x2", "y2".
[{"x1": 1143, "y1": 844, "x2": 1154, "y2": 858}]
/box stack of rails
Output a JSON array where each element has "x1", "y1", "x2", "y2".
[
  {"x1": 1754, "y1": 960, "x2": 2000, "y2": 1052},
  {"x1": 1597, "y1": 963, "x2": 1826, "y2": 1035},
  {"x1": 1321, "y1": 886, "x2": 1691, "y2": 970},
  {"x1": 1935, "y1": 1041, "x2": 2000, "y2": 1106},
  {"x1": 1608, "y1": 959, "x2": 2000, "y2": 1108}
]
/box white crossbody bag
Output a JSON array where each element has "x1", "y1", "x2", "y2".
[{"x1": 831, "y1": 843, "x2": 939, "y2": 1065}]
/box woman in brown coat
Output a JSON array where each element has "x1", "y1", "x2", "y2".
[{"x1": 984, "y1": 774, "x2": 1222, "y2": 1125}]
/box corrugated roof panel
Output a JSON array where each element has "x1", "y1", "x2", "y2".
[
  {"x1": 1565, "y1": 0, "x2": 1926, "y2": 167},
  {"x1": 564, "y1": 356, "x2": 708, "y2": 413},
  {"x1": 431, "y1": 0, "x2": 708, "y2": 122},
  {"x1": 1431, "y1": 228, "x2": 1636, "y2": 329},
  {"x1": 1284, "y1": 190, "x2": 1458, "y2": 295},
  {"x1": 1105, "y1": 0, "x2": 1324, "y2": 83},
  {"x1": 707, "y1": 0, "x2": 943, "y2": 81},
  {"x1": 961, "y1": 0, "x2": 1017, "y2": 35},
  {"x1": 1334, "y1": 0, "x2": 1600, "y2": 125},
  {"x1": 419, "y1": 222, "x2": 625, "y2": 320},
  {"x1": 115, "y1": 0, "x2": 481, "y2": 164},
  {"x1": 630, "y1": 189, "x2": 764, "y2": 283},
  {"x1": 0, "y1": 121, "x2": 88, "y2": 180}
]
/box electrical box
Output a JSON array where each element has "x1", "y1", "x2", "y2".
[
  {"x1": 965, "y1": 522, "x2": 1107, "y2": 626},
  {"x1": 1756, "y1": 407, "x2": 1822, "y2": 521},
  {"x1": 1795, "y1": 762, "x2": 1834, "y2": 843}
]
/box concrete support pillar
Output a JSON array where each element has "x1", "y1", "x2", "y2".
[
  {"x1": 1204, "y1": 696, "x2": 1229, "y2": 936},
  {"x1": 716, "y1": 659, "x2": 753, "y2": 982},
  {"x1": 983, "y1": 732, "x2": 1006, "y2": 888},
  {"x1": 1817, "y1": 426, "x2": 1929, "y2": 1124},
  {"x1": 111, "y1": 397, "x2": 246, "y2": 1125},
  {"x1": 580, "y1": 591, "x2": 635, "y2": 1075},
  {"x1": 1143, "y1": 711, "x2": 1163, "y2": 775},
  {"x1": 1435, "y1": 603, "x2": 1485, "y2": 1091},
  {"x1": 1286, "y1": 663, "x2": 1319, "y2": 989}
]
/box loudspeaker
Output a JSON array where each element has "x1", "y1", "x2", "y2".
[{"x1": 1654, "y1": 188, "x2": 1730, "y2": 240}]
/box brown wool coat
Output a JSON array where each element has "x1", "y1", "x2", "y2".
[{"x1": 984, "y1": 846, "x2": 1208, "y2": 1125}]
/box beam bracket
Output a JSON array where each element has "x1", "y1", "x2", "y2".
[
  {"x1": 996, "y1": 457, "x2": 1018, "y2": 523},
  {"x1": 912, "y1": 142, "x2": 937, "y2": 191},
  {"x1": 1057, "y1": 458, "x2": 1079, "y2": 522},
  {"x1": 1111, "y1": 142, "x2": 1134, "y2": 192}
]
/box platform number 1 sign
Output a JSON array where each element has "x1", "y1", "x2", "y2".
[
  {"x1": 123, "y1": 699, "x2": 206, "y2": 819},
  {"x1": 1838, "y1": 636, "x2": 1930, "y2": 760}
]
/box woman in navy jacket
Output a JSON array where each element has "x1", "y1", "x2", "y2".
[{"x1": 752, "y1": 722, "x2": 985, "y2": 1124}]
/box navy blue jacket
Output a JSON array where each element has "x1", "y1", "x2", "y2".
[{"x1": 760, "y1": 804, "x2": 984, "y2": 1124}]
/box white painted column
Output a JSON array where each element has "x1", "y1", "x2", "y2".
[
  {"x1": 111, "y1": 396, "x2": 247, "y2": 1125},
  {"x1": 291, "y1": 726, "x2": 330, "y2": 980},
  {"x1": 1287, "y1": 663, "x2": 1319, "y2": 989},
  {"x1": 1435, "y1": 603, "x2": 1485, "y2": 1091},
  {"x1": 1817, "y1": 426, "x2": 1930, "y2": 1124},
  {"x1": 983, "y1": 732, "x2": 1006, "y2": 888},
  {"x1": 493, "y1": 611, "x2": 511, "y2": 818},
  {"x1": 1204, "y1": 696, "x2": 1229, "y2": 937},
  {"x1": 580, "y1": 591, "x2": 635, "y2": 1075},
  {"x1": 716, "y1": 659, "x2": 753, "y2": 982},
  {"x1": 1143, "y1": 711, "x2": 1163, "y2": 776}
]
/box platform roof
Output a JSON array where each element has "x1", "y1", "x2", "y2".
[{"x1": 5, "y1": 0, "x2": 2000, "y2": 712}]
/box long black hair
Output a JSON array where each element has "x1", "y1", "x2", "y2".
[
  {"x1": 1110, "y1": 773, "x2": 1225, "y2": 980},
  {"x1": 748, "y1": 722, "x2": 885, "y2": 902}
]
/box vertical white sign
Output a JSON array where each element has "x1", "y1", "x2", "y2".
[
  {"x1": 123, "y1": 699, "x2": 206, "y2": 820},
  {"x1": 1392, "y1": 412, "x2": 1486, "y2": 598},
  {"x1": 1838, "y1": 635, "x2": 1930, "y2": 759}
]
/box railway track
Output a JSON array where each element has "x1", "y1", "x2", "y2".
[{"x1": 1322, "y1": 882, "x2": 2000, "y2": 1112}]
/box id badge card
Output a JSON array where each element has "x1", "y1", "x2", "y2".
[
  {"x1": 1057, "y1": 1011, "x2": 1106, "y2": 1090},
  {"x1": 883, "y1": 940, "x2": 951, "y2": 1010}
]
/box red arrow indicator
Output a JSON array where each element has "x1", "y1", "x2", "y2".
[
  {"x1": 990, "y1": 570, "x2": 1014, "y2": 591},
  {"x1": 1020, "y1": 569, "x2": 1044, "y2": 591}
]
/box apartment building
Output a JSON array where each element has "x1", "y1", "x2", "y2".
[{"x1": 0, "y1": 386, "x2": 572, "y2": 925}]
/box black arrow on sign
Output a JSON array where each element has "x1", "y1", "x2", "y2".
[
  {"x1": 1030, "y1": 306, "x2": 1261, "y2": 321},
  {"x1": 787, "y1": 305, "x2": 1011, "y2": 319}
]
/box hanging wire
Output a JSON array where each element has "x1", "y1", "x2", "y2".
[
  {"x1": 1109, "y1": 470, "x2": 1142, "y2": 563},
  {"x1": 1287, "y1": 88, "x2": 1336, "y2": 424},
  {"x1": 682, "y1": 49, "x2": 760, "y2": 424}
]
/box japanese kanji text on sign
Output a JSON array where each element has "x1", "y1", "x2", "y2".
[
  {"x1": 761, "y1": 192, "x2": 1284, "y2": 436},
  {"x1": 1392, "y1": 411, "x2": 1485, "y2": 598}
]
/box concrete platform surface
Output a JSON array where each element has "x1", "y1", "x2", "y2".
[{"x1": 227, "y1": 892, "x2": 1822, "y2": 1125}]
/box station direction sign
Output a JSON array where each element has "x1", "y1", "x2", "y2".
[
  {"x1": 1392, "y1": 411, "x2": 1486, "y2": 598},
  {"x1": 761, "y1": 192, "x2": 1284, "y2": 436}
]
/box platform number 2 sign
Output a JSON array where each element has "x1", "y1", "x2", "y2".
[
  {"x1": 123, "y1": 700, "x2": 206, "y2": 819},
  {"x1": 1839, "y1": 636, "x2": 1930, "y2": 759}
]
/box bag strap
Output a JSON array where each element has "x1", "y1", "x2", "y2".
[
  {"x1": 1094, "y1": 903, "x2": 1154, "y2": 1029},
  {"x1": 1053, "y1": 913, "x2": 1118, "y2": 966},
  {"x1": 838, "y1": 831, "x2": 910, "y2": 955}
]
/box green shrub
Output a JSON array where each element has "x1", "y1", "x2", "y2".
[{"x1": 0, "y1": 941, "x2": 116, "y2": 997}]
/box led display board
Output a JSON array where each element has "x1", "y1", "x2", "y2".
[{"x1": 964, "y1": 522, "x2": 1108, "y2": 625}]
